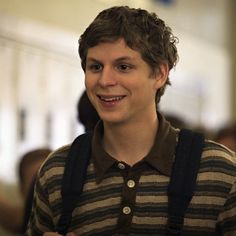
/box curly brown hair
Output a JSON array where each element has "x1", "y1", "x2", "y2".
[{"x1": 79, "y1": 6, "x2": 179, "y2": 104}]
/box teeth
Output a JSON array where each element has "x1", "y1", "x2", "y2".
[{"x1": 100, "y1": 96, "x2": 123, "y2": 102}]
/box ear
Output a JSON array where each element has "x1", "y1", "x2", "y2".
[{"x1": 153, "y1": 63, "x2": 169, "y2": 90}]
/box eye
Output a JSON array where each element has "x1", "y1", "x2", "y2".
[
  {"x1": 117, "y1": 64, "x2": 132, "y2": 72},
  {"x1": 87, "y1": 63, "x2": 103, "y2": 72}
]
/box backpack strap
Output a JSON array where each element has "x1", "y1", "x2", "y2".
[
  {"x1": 56, "y1": 132, "x2": 92, "y2": 235},
  {"x1": 56, "y1": 129, "x2": 204, "y2": 235},
  {"x1": 167, "y1": 129, "x2": 204, "y2": 236}
]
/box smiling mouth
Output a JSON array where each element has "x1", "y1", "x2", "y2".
[{"x1": 98, "y1": 95, "x2": 125, "y2": 102}]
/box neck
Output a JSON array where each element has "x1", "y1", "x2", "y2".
[{"x1": 102, "y1": 116, "x2": 158, "y2": 166}]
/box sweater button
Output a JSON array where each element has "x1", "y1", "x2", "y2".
[
  {"x1": 122, "y1": 206, "x2": 131, "y2": 215},
  {"x1": 127, "y1": 180, "x2": 135, "y2": 188},
  {"x1": 118, "y1": 162, "x2": 125, "y2": 169}
]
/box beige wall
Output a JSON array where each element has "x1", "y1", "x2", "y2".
[
  {"x1": 0, "y1": 0, "x2": 231, "y2": 47},
  {"x1": 229, "y1": 0, "x2": 236, "y2": 120}
]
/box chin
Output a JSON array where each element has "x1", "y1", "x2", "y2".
[{"x1": 100, "y1": 114, "x2": 125, "y2": 125}]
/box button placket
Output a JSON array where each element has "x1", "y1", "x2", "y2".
[
  {"x1": 120, "y1": 173, "x2": 137, "y2": 218},
  {"x1": 117, "y1": 166, "x2": 142, "y2": 233}
]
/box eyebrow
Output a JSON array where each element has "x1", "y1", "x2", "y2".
[
  {"x1": 86, "y1": 56, "x2": 135, "y2": 63},
  {"x1": 86, "y1": 58, "x2": 100, "y2": 63}
]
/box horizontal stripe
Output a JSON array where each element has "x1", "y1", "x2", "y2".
[{"x1": 27, "y1": 139, "x2": 236, "y2": 236}]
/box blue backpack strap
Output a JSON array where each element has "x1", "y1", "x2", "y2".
[
  {"x1": 56, "y1": 132, "x2": 92, "y2": 235},
  {"x1": 167, "y1": 129, "x2": 204, "y2": 236}
]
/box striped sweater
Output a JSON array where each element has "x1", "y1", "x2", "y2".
[{"x1": 27, "y1": 118, "x2": 236, "y2": 236}]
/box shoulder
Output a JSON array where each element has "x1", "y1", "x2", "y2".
[
  {"x1": 38, "y1": 144, "x2": 71, "y2": 182},
  {"x1": 200, "y1": 139, "x2": 236, "y2": 183},
  {"x1": 202, "y1": 139, "x2": 236, "y2": 165}
]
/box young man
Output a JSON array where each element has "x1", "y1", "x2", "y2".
[{"x1": 27, "y1": 6, "x2": 236, "y2": 236}]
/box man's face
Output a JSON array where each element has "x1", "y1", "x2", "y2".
[{"x1": 85, "y1": 38, "x2": 167, "y2": 126}]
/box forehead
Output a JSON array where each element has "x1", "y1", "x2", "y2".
[{"x1": 86, "y1": 38, "x2": 142, "y2": 60}]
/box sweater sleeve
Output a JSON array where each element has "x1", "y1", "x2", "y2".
[
  {"x1": 216, "y1": 153, "x2": 236, "y2": 236},
  {"x1": 26, "y1": 167, "x2": 56, "y2": 236}
]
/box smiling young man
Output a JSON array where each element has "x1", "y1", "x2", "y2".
[
  {"x1": 27, "y1": 6, "x2": 236, "y2": 236},
  {"x1": 85, "y1": 38, "x2": 168, "y2": 166}
]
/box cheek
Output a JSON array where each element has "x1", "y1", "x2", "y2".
[
  {"x1": 84, "y1": 82, "x2": 96, "y2": 106},
  {"x1": 84, "y1": 76, "x2": 90, "y2": 88},
  {"x1": 85, "y1": 75, "x2": 96, "y2": 90},
  {"x1": 85, "y1": 80, "x2": 94, "y2": 99}
]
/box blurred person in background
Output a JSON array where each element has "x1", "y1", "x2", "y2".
[
  {"x1": 214, "y1": 123, "x2": 236, "y2": 152},
  {"x1": 0, "y1": 148, "x2": 51, "y2": 235},
  {"x1": 164, "y1": 113, "x2": 187, "y2": 129},
  {"x1": 164, "y1": 113, "x2": 212, "y2": 139},
  {"x1": 77, "y1": 90, "x2": 100, "y2": 132}
]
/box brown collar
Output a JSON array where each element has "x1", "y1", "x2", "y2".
[{"x1": 91, "y1": 113, "x2": 177, "y2": 183}]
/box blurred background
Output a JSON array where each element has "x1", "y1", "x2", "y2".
[{"x1": 0, "y1": 0, "x2": 235, "y2": 233}]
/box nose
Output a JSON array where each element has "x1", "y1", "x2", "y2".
[{"x1": 98, "y1": 66, "x2": 117, "y2": 87}]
